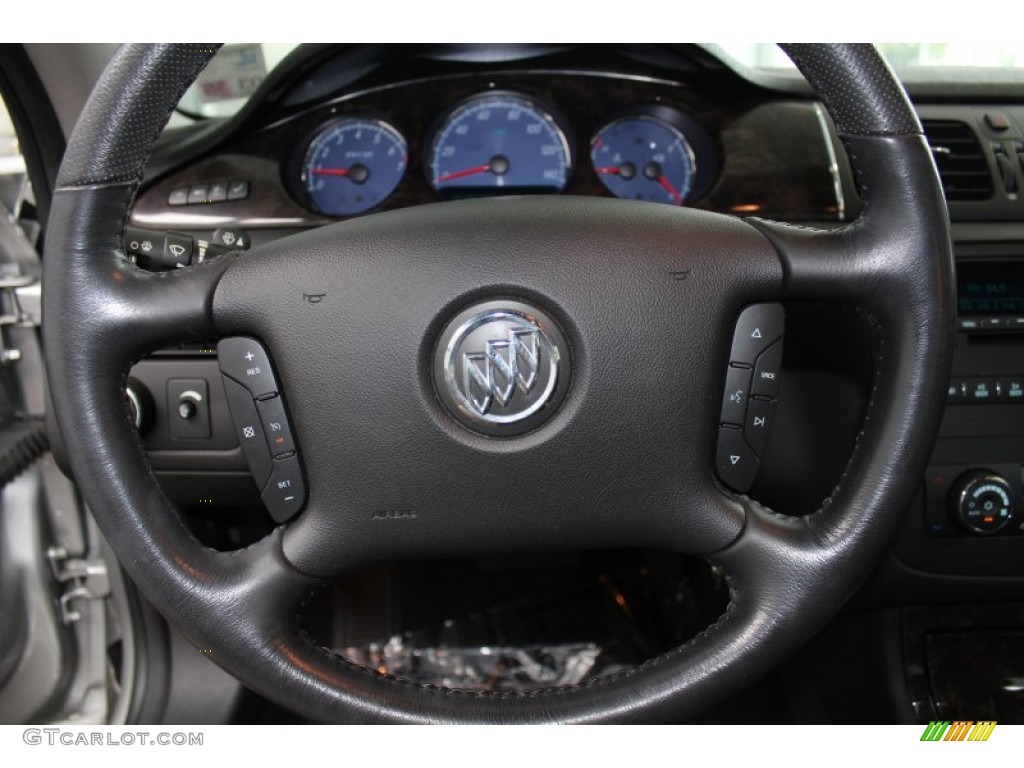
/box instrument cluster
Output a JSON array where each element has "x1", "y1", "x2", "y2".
[{"x1": 297, "y1": 90, "x2": 718, "y2": 217}]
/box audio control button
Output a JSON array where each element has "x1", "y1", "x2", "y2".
[
  {"x1": 751, "y1": 341, "x2": 783, "y2": 399},
  {"x1": 730, "y1": 304, "x2": 785, "y2": 366},
  {"x1": 720, "y1": 365, "x2": 752, "y2": 426},
  {"x1": 716, "y1": 426, "x2": 759, "y2": 493}
]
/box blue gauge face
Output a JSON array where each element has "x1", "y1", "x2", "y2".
[
  {"x1": 430, "y1": 94, "x2": 571, "y2": 198},
  {"x1": 591, "y1": 116, "x2": 695, "y2": 205},
  {"x1": 303, "y1": 119, "x2": 407, "y2": 216}
]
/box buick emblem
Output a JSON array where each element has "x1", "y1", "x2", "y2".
[{"x1": 434, "y1": 300, "x2": 570, "y2": 435}]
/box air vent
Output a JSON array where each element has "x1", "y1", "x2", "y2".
[{"x1": 922, "y1": 120, "x2": 994, "y2": 201}]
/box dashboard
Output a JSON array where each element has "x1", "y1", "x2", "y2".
[{"x1": 129, "y1": 49, "x2": 846, "y2": 239}]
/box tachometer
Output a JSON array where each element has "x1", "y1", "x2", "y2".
[
  {"x1": 429, "y1": 94, "x2": 571, "y2": 198},
  {"x1": 591, "y1": 116, "x2": 695, "y2": 206},
  {"x1": 302, "y1": 118, "x2": 407, "y2": 216}
]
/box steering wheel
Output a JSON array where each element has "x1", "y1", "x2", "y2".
[{"x1": 42, "y1": 44, "x2": 953, "y2": 723}]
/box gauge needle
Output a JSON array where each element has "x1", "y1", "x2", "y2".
[
  {"x1": 593, "y1": 167, "x2": 620, "y2": 175},
  {"x1": 657, "y1": 176, "x2": 682, "y2": 205},
  {"x1": 311, "y1": 168, "x2": 350, "y2": 176},
  {"x1": 436, "y1": 164, "x2": 492, "y2": 183}
]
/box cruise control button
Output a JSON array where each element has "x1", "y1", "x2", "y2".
[
  {"x1": 751, "y1": 340, "x2": 783, "y2": 399},
  {"x1": 716, "y1": 426, "x2": 759, "y2": 493},
  {"x1": 256, "y1": 395, "x2": 296, "y2": 456},
  {"x1": 262, "y1": 456, "x2": 306, "y2": 523},
  {"x1": 730, "y1": 303, "x2": 785, "y2": 366},
  {"x1": 720, "y1": 365, "x2": 752, "y2": 426},
  {"x1": 217, "y1": 337, "x2": 279, "y2": 398},
  {"x1": 221, "y1": 376, "x2": 272, "y2": 488},
  {"x1": 744, "y1": 398, "x2": 776, "y2": 456}
]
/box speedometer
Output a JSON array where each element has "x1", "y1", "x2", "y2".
[{"x1": 429, "y1": 94, "x2": 571, "y2": 198}]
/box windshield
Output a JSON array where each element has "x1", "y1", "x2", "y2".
[
  {"x1": 175, "y1": 43, "x2": 299, "y2": 119},
  {"x1": 174, "y1": 44, "x2": 1024, "y2": 121},
  {"x1": 714, "y1": 43, "x2": 1024, "y2": 72}
]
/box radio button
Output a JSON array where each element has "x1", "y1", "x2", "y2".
[
  {"x1": 947, "y1": 379, "x2": 966, "y2": 403},
  {"x1": 1004, "y1": 379, "x2": 1024, "y2": 401},
  {"x1": 958, "y1": 318, "x2": 981, "y2": 332},
  {"x1": 967, "y1": 379, "x2": 995, "y2": 402}
]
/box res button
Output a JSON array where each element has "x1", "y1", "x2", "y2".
[{"x1": 218, "y1": 337, "x2": 279, "y2": 399}]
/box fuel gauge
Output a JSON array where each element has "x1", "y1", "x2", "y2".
[{"x1": 591, "y1": 116, "x2": 696, "y2": 206}]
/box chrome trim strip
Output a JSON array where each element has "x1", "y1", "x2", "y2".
[{"x1": 813, "y1": 102, "x2": 846, "y2": 222}]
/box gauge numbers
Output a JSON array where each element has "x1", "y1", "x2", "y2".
[
  {"x1": 591, "y1": 116, "x2": 695, "y2": 206},
  {"x1": 302, "y1": 119, "x2": 407, "y2": 216},
  {"x1": 430, "y1": 94, "x2": 571, "y2": 199}
]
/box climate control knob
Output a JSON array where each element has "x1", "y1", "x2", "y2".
[{"x1": 949, "y1": 470, "x2": 1014, "y2": 535}]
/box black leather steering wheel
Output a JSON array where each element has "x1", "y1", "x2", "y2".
[{"x1": 42, "y1": 44, "x2": 953, "y2": 723}]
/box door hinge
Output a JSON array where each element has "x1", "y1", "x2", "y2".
[{"x1": 47, "y1": 546, "x2": 110, "y2": 624}]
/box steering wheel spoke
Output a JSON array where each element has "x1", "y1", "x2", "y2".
[{"x1": 207, "y1": 197, "x2": 783, "y2": 576}]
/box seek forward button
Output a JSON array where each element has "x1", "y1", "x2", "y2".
[{"x1": 744, "y1": 398, "x2": 776, "y2": 456}]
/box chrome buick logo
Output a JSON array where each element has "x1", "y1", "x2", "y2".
[
  {"x1": 435, "y1": 301, "x2": 569, "y2": 434},
  {"x1": 462, "y1": 326, "x2": 541, "y2": 416}
]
